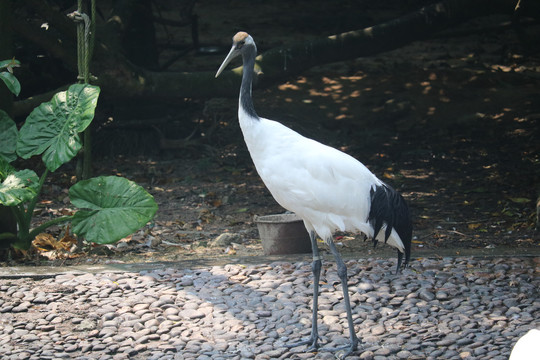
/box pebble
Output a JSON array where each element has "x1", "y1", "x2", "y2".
[
  {"x1": 371, "y1": 324, "x2": 385, "y2": 336},
  {"x1": 0, "y1": 257, "x2": 538, "y2": 359}
]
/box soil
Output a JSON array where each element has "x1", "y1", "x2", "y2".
[{"x1": 3, "y1": 1, "x2": 540, "y2": 266}]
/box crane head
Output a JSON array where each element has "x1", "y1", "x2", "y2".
[{"x1": 215, "y1": 32, "x2": 255, "y2": 78}]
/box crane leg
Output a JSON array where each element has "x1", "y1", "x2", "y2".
[
  {"x1": 287, "y1": 231, "x2": 321, "y2": 351},
  {"x1": 324, "y1": 240, "x2": 359, "y2": 358}
]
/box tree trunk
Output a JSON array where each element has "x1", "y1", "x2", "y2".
[{"x1": 105, "y1": 0, "x2": 159, "y2": 69}]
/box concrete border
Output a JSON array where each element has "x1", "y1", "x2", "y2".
[{"x1": 1, "y1": 246, "x2": 538, "y2": 279}]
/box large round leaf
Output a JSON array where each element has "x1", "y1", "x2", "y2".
[
  {"x1": 0, "y1": 110, "x2": 18, "y2": 163},
  {"x1": 0, "y1": 167, "x2": 39, "y2": 206},
  {"x1": 69, "y1": 176, "x2": 158, "y2": 244},
  {"x1": 17, "y1": 84, "x2": 100, "y2": 172}
]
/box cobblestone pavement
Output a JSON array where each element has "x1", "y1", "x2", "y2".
[{"x1": 1, "y1": 256, "x2": 538, "y2": 359}]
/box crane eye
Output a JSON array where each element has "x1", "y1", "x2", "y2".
[{"x1": 236, "y1": 40, "x2": 245, "y2": 49}]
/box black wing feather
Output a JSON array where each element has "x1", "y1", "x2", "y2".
[{"x1": 368, "y1": 183, "x2": 412, "y2": 272}]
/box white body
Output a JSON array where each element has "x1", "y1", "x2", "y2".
[
  {"x1": 239, "y1": 107, "x2": 405, "y2": 253},
  {"x1": 509, "y1": 329, "x2": 540, "y2": 360}
]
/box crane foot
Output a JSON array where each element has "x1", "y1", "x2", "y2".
[
  {"x1": 286, "y1": 336, "x2": 319, "y2": 352},
  {"x1": 320, "y1": 338, "x2": 359, "y2": 359}
]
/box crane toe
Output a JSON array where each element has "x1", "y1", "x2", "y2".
[
  {"x1": 286, "y1": 335, "x2": 319, "y2": 352},
  {"x1": 320, "y1": 340, "x2": 359, "y2": 359}
]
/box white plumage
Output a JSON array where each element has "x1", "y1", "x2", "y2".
[
  {"x1": 242, "y1": 108, "x2": 403, "y2": 249},
  {"x1": 509, "y1": 329, "x2": 540, "y2": 360},
  {"x1": 216, "y1": 31, "x2": 412, "y2": 358}
]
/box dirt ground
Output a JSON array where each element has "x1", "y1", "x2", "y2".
[{"x1": 3, "y1": 1, "x2": 540, "y2": 266}]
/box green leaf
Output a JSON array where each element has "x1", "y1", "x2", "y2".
[
  {"x1": 0, "y1": 167, "x2": 39, "y2": 206},
  {"x1": 69, "y1": 176, "x2": 158, "y2": 244},
  {"x1": 17, "y1": 84, "x2": 100, "y2": 172},
  {"x1": 0, "y1": 111, "x2": 18, "y2": 163},
  {"x1": 0, "y1": 71, "x2": 20, "y2": 96},
  {"x1": 0, "y1": 60, "x2": 11, "y2": 69},
  {"x1": 0, "y1": 157, "x2": 14, "y2": 181},
  {"x1": 0, "y1": 59, "x2": 20, "y2": 71}
]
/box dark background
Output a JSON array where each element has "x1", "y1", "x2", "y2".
[{"x1": 1, "y1": 0, "x2": 539, "y2": 262}]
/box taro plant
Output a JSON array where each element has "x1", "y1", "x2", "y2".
[
  {"x1": 0, "y1": 80, "x2": 158, "y2": 251},
  {"x1": 0, "y1": 58, "x2": 21, "y2": 97}
]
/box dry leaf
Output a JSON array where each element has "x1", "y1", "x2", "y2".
[
  {"x1": 33, "y1": 233, "x2": 70, "y2": 251},
  {"x1": 211, "y1": 199, "x2": 223, "y2": 207},
  {"x1": 33, "y1": 233, "x2": 57, "y2": 251},
  {"x1": 509, "y1": 197, "x2": 530, "y2": 204},
  {"x1": 198, "y1": 208, "x2": 214, "y2": 223},
  {"x1": 224, "y1": 246, "x2": 236, "y2": 255},
  {"x1": 33, "y1": 227, "x2": 77, "y2": 252}
]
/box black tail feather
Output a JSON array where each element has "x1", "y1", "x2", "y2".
[{"x1": 368, "y1": 183, "x2": 412, "y2": 272}]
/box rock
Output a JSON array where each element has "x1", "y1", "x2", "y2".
[
  {"x1": 371, "y1": 325, "x2": 386, "y2": 336},
  {"x1": 0, "y1": 304, "x2": 14, "y2": 313},
  {"x1": 360, "y1": 350, "x2": 375, "y2": 359},
  {"x1": 133, "y1": 303, "x2": 150, "y2": 312},
  {"x1": 179, "y1": 308, "x2": 205, "y2": 320},
  {"x1": 506, "y1": 306, "x2": 521, "y2": 316},
  {"x1": 419, "y1": 289, "x2": 435, "y2": 301},
  {"x1": 12, "y1": 302, "x2": 30, "y2": 312},
  {"x1": 396, "y1": 350, "x2": 412, "y2": 359},
  {"x1": 435, "y1": 291, "x2": 449, "y2": 300},
  {"x1": 210, "y1": 233, "x2": 242, "y2": 247},
  {"x1": 76, "y1": 319, "x2": 97, "y2": 331},
  {"x1": 32, "y1": 296, "x2": 48, "y2": 304},
  {"x1": 0, "y1": 257, "x2": 537, "y2": 360},
  {"x1": 21, "y1": 334, "x2": 40, "y2": 342},
  {"x1": 64, "y1": 344, "x2": 78, "y2": 352},
  {"x1": 358, "y1": 282, "x2": 374, "y2": 292}
]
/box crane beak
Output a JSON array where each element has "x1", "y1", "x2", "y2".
[{"x1": 215, "y1": 45, "x2": 240, "y2": 78}]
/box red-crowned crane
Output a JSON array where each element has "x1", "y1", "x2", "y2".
[{"x1": 216, "y1": 32, "x2": 412, "y2": 358}]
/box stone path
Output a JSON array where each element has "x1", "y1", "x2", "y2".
[{"x1": 1, "y1": 256, "x2": 538, "y2": 359}]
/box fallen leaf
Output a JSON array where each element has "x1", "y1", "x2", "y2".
[
  {"x1": 33, "y1": 233, "x2": 57, "y2": 251},
  {"x1": 198, "y1": 208, "x2": 214, "y2": 223},
  {"x1": 509, "y1": 197, "x2": 531, "y2": 204},
  {"x1": 224, "y1": 246, "x2": 236, "y2": 255},
  {"x1": 59, "y1": 208, "x2": 75, "y2": 216},
  {"x1": 210, "y1": 199, "x2": 223, "y2": 207},
  {"x1": 33, "y1": 232, "x2": 75, "y2": 252},
  {"x1": 59, "y1": 225, "x2": 78, "y2": 248}
]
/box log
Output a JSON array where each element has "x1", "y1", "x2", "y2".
[
  {"x1": 13, "y1": 0, "x2": 517, "y2": 112},
  {"x1": 96, "y1": 0, "x2": 517, "y2": 99}
]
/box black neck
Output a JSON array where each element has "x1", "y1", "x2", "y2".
[{"x1": 240, "y1": 45, "x2": 259, "y2": 119}]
